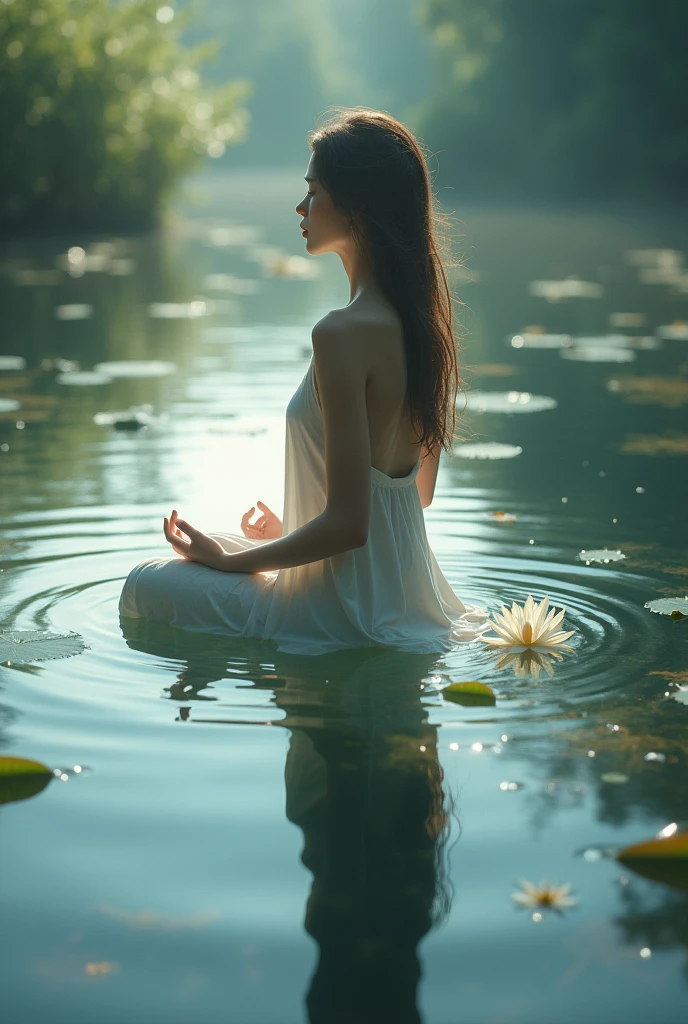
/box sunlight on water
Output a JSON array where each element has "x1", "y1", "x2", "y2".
[{"x1": 1, "y1": 172, "x2": 687, "y2": 1023}]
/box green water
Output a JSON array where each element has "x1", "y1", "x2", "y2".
[{"x1": 1, "y1": 169, "x2": 687, "y2": 1023}]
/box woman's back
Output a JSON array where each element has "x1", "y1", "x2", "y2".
[{"x1": 313, "y1": 294, "x2": 424, "y2": 480}]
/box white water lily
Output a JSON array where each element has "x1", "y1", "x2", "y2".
[
  {"x1": 483, "y1": 594, "x2": 575, "y2": 653},
  {"x1": 512, "y1": 878, "x2": 578, "y2": 913}
]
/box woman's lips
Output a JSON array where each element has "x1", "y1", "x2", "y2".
[{"x1": 302, "y1": 230, "x2": 308, "y2": 236}]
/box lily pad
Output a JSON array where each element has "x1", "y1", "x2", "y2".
[
  {"x1": 93, "y1": 405, "x2": 157, "y2": 430},
  {"x1": 620, "y1": 434, "x2": 688, "y2": 456},
  {"x1": 54, "y1": 304, "x2": 93, "y2": 320},
  {"x1": 442, "y1": 682, "x2": 496, "y2": 707},
  {"x1": 0, "y1": 629, "x2": 87, "y2": 664},
  {"x1": 561, "y1": 346, "x2": 636, "y2": 363},
  {"x1": 0, "y1": 755, "x2": 52, "y2": 805},
  {"x1": 93, "y1": 360, "x2": 177, "y2": 378},
  {"x1": 455, "y1": 443, "x2": 522, "y2": 460},
  {"x1": 656, "y1": 323, "x2": 688, "y2": 341},
  {"x1": 578, "y1": 548, "x2": 626, "y2": 565},
  {"x1": 0, "y1": 356, "x2": 27, "y2": 371},
  {"x1": 600, "y1": 772, "x2": 630, "y2": 785},
  {"x1": 529, "y1": 279, "x2": 603, "y2": 301},
  {"x1": 463, "y1": 391, "x2": 557, "y2": 414},
  {"x1": 147, "y1": 301, "x2": 210, "y2": 319},
  {"x1": 507, "y1": 332, "x2": 572, "y2": 349},
  {"x1": 606, "y1": 376, "x2": 688, "y2": 408},
  {"x1": 56, "y1": 371, "x2": 113, "y2": 386},
  {"x1": 617, "y1": 831, "x2": 688, "y2": 893},
  {"x1": 644, "y1": 597, "x2": 688, "y2": 617},
  {"x1": 0, "y1": 399, "x2": 21, "y2": 413}
]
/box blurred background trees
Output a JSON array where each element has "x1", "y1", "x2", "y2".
[
  {"x1": 0, "y1": 0, "x2": 248, "y2": 233},
  {"x1": 418, "y1": 0, "x2": 688, "y2": 201},
  {"x1": 1, "y1": 0, "x2": 686, "y2": 235}
]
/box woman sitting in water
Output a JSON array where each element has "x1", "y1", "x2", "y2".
[{"x1": 119, "y1": 107, "x2": 486, "y2": 655}]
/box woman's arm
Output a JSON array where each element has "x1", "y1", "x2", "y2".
[
  {"x1": 164, "y1": 318, "x2": 373, "y2": 574},
  {"x1": 415, "y1": 441, "x2": 441, "y2": 509}
]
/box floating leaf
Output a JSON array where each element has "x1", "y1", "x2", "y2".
[
  {"x1": 463, "y1": 391, "x2": 557, "y2": 414},
  {"x1": 529, "y1": 278, "x2": 603, "y2": 301},
  {"x1": 507, "y1": 332, "x2": 572, "y2": 349},
  {"x1": 442, "y1": 682, "x2": 496, "y2": 707},
  {"x1": 147, "y1": 302, "x2": 210, "y2": 319},
  {"x1": 656, "y1": 322, "x2": 688, "y2": 341},
  {"x1": 470, "y1": 363, "x2": 518, "y2": 377},
  {"x1": 56, "y1": 371, "x2": 113, "y2": 386},
  {"x1": 0, "y1": 356, "x2": 27, "y2": 371},
  {"x1": 93, "y1": 360, "x2": 177, "y2": 378},
  {"x1": 578, "y1": 548, "x2": 626, "y2": 565},
  {"x1": 644, "y1": 597, "x2": 688, "y2": 617},
  {"x1": 620, "y1": 434, "x2": 688, "y2": 456},
  {"x1": 54, "y1": 304, "x2": 93, "y2": 320},
  {"x1": 601, "y1": 772, "x2": 630, "y2": 785},
  {"x1": 617, "y1": 831, "x2": 688, "y2": 893},
  {"x1": 561, "y1": 346, "x2": 636, "y2": 363},
  {"x1": 610, "y1": 313, "x2": 646, "y2": 328},
  {"x1": 606, "y1": 375, "x2": 688, "y2": 408},
  {"x1": 0, "y1": 629, "x2": 87, "y2": 663},
  {"x1": 93, "y1": 405, "x2": 158, "y2": 430},
  {"x1": 491, "y1": 510, "x2": 518, "y2": 523},
  {"x1": 455, "y1": 443, "x2": 522, "y2": 460},
  {"x1": 0, "y1": 755, "x2": 52, "y2": 805}
]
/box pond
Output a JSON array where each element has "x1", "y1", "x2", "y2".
[{"x1": 1, "y1": 168, "x2": 687, "y2": 1023}]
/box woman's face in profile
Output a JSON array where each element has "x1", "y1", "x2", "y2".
[{"x1": 296, "y1": 153, "x2": 352, "y2": 256}]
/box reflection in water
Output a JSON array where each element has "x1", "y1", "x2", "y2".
[{"x1": 121, "y1": 618, "x2": 455, "y2": 1024}]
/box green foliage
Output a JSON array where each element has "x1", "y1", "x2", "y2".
[
  {"x1": 0, "y1": 0, "x2": 249, "y2": 232},
  {"x1": 419, "y1": 0, "x2": 688, "y2": 201}
]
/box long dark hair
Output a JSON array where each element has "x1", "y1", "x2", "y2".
[{"x1": 308, "y1": 107, "x2": 464, "y2": 454}]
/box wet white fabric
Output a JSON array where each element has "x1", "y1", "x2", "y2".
[{"x1": 119, "y1": 358, "x2": 488, "y2": 654}]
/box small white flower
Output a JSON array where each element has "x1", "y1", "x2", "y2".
[
  {"x1": 512, "y1": 878, "x2": 578, "y2": 913},
  {"x1": 483, "y1": 594, "x2": 575, "y2": 653}
]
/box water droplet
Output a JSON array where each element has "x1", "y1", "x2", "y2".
[
  {"x1": 644, "y1": 752, "x2": 666, "y2": 763},
  {"x1": 587, "y1": 750, "x2": 596, "y2": 758},
  {"x1": 612, "y1": 518, "x2": 618, "y2": 523},
  {"x1": 532, "y1": 912, "x2": 543, "y2": 923},
  {"x1": 639, "y1": 948, "x2": 651, "y2": 959},
  {"x1": 636, "y1": 486, "x2": 645, "y2": 494},
  {"x1": 657, "y1": 822, "x2": 678, "y2": 839},
  {"x1": 419, "y1": 745, "x2": 426, "y2": 752},
  {"x1": 528, "y1": 539, "x2": 535, "y2": 545},
  {"x1": 561, "y1": 497, "x2": 568, "y2": 503},
  {"x1": 599, "y1": 471, "x2": 606, "y2": 477},
  {"x1": 471, "y1": 742, "x2": 483, "y2": 753},
  {"x1": 449, "y1": 742, "x2": 459, "y2": 751}
]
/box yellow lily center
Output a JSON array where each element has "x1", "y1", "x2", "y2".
[{"x1": 522, "y1": 621, "x2": 533, "y2": 645}]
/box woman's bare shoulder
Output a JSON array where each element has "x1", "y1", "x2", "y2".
[{"x1": 313, "y1": 300, "x2": 401, "y2": 340}]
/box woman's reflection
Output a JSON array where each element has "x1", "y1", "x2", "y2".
[{"x1": 121, "y1": 619, "x2": 456, "y2": 1024}]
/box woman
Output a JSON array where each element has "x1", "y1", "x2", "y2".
[{"x1": 119, "y1": 108, "x2": 487, "y2": 655}]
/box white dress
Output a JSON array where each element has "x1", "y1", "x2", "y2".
[{"x1": 119, "y1": 357, "x2": 487, "y2": 655}]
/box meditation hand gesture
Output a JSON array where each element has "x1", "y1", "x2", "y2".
[
  {"x1": 240, "y1": 501, "x2": 282, "y2": 540},
  {"x1": 163, "y1": 509, "x2": 226, "y2": 570}
]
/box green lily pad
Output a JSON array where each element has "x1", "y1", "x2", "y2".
[
  {"x1": 617, "y1": 831, "x2": 688, "y2": 893},
  {"x1": 0, "y1": 755, "x2": 52, "y2": 805},
  {"x1": 442, "y1": 682, "x2": 496, "y2": 707},
  {"x1": 0, "y1": 629, "x2": 87, "y2": 664}
]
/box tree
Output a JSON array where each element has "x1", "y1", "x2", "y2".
[{"x1": 0, "y1": 0, "x2": 249, "y2": 232}]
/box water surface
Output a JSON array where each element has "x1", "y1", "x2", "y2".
[{"x1": 1, "y1": 169, "x2": 687, "y2": 1023}]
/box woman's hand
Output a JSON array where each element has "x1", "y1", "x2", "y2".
[
  {"x1": 163, "y1": 509, "x2": 226, "y2": 570},
  {"x1": 240, "y1": 501, "x2": 282, "y2": 540}
]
